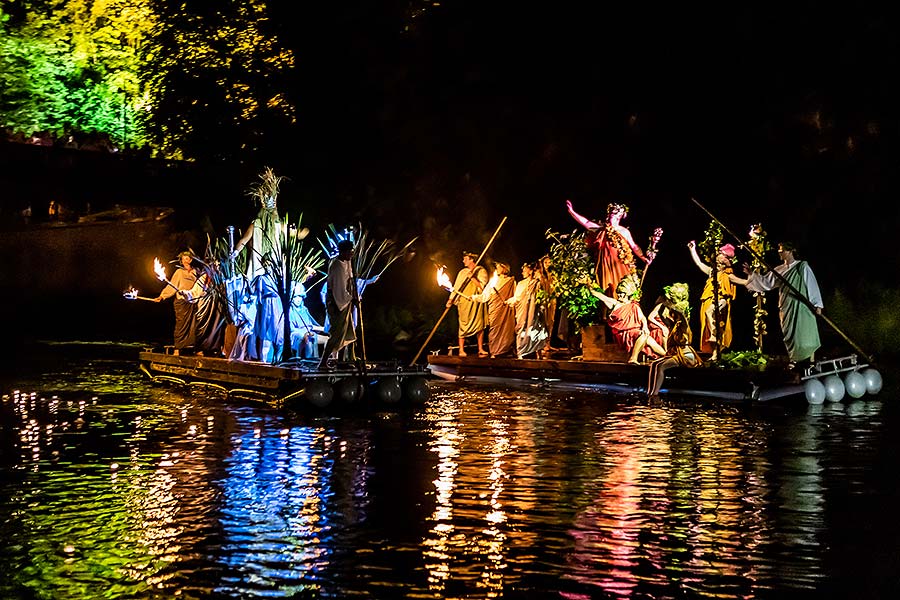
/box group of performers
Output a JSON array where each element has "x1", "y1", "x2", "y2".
[
  {"x1": 445, "y1": 252, "x2": 554, "y2": 360},
  {"x1": 152, "y1": 169, "x2": 825, "y2": 389},
  {"x1": 153, "y1": 240, "x2": 325, "y2": 364},
  {"x1": 447, "y1": 199, "x2": 825, "y2": 398},
  {"x1": 153, "y1": 169, "x2": 364, "y2": 369}
]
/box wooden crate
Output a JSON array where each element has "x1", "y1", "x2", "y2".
[{"x1": 580, "y1": 324, "x2": 630, "y2": 362}]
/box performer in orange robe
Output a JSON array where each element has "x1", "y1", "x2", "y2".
[{"x1": 585, "y1": 274, "x2": 665, "y2": 364}]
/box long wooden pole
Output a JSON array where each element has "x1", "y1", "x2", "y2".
[
  {"x1": 352, "y1": 263, "x2": 367, "y2": 362},
  {"x1": 409, "y1": 216, "x2": 508, "y2": 366},
  {"x1": 691, "y1": 197, "x2": 874, "y2": 364}
]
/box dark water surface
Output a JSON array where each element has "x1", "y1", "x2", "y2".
[{"x1": 1, "y1": 344, "x2": 899, "y2": 599}]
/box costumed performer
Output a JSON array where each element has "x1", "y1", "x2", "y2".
[
  {"x1": 566, "y1": 199, "x2": 651, "y2": 297},
  {"x1": 742, "y1": 241, "x2": 823, "y2": 366},
  {"x1": 154, "y1": 250, "x2": 200, "y2": 356},
  {"x1": 290, "y1": 268, "x2": 322, "y2": 360},
  {"x1": 687, "y1": 240, "x2": 748, "y2": 359},
  {"x1": 506, "y1": 262, "x2": 550, "y2": 359},
  {"x1": 585, "y1": 273, "x2": 665, "y2": 364},
  {"x1": 647, "y1": 283, "x2": 702, "y2": 398},
  {"x1": 445, "y1": 251, "x2": 489, "y2": 357},
  {"x1": 318, "y1": 239, "x2": 358, "y2": 368},
  {"x1": 473, "y1": 261, "x2": 517, "y2": 358}
]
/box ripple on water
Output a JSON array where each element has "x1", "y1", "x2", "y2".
[{"x1": 1, "y1": 362, "x2": 898, "y2": 598}]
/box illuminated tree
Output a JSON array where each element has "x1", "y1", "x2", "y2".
[
  {"x1": 0, "y1": 0, "x2": 155, "y2": 148},
  {"x1": 143, "y1": 0, "x2": 297, "y2": 161},
  {"x1": 1, "y1": 0, "x2": 296, "y2": 160}
]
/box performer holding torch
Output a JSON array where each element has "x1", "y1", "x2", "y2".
[{"x1": 154, "y1": 250, "x2": 200, "y2": 356}]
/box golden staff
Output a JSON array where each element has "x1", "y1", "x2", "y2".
[
  {"x1": 410, "y1": 216, "x2": 508, "y2": 366},
  {"x1": 439, "y1": 287, "x2": 474, "y2": 301},
  {"x1": 690, "y1": 197, "x2": 874, "y2": 364},
  {"x1": 639, "y1": 227, "x2": 664, "y2": 290}
]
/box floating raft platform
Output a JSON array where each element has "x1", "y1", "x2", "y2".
[
  {"x1": 139, "y1": 349, "x2": 431, "y2": 410},
  {"x1": 426, "y1": 352, "x2": 880, "y2": 402}
]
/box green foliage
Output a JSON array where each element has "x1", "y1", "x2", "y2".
[
  {"x1": 0, "y1": 1, "x2": 153, "y2": 147},
  {"x1": 746, "y1": 224, "x2": 772, "y2": 351},
  {"x1": 697, "y1": 220, "x2": 724, "y2": 263},
  {"x1": 0, "y1": 1, "x2": 295, "y2": 159},
  {"x1": 751, "y1": 293, "x2": 769, "y2": 351},
  {"x1": 544, "y1": 229, "x2": 603, "y2": 326},
  {"x1": 715, "y1": 350, "x2": 770, "y2": 371},
  {"x1": 319, "y1": 223, "x2": 417, "y2": 287},
  {"x1": 746, "y1": 224, "x2": 772, "y2": 272},
  {"x1": 143, "y1": 0, "x2": 297, "y2": 160}
]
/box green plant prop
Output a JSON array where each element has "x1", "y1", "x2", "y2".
[
  {"x1": 697, "y1": 220, "x2": 724, "y2": 263},
  {"x1": 320, "y1": 223, "x2": 418, "y2": 285},
  {"x1": 715, "y1": 350, "x2": 769, "y2": 371},
  {"x1": 746, "y1": 223, "x2": 772, "y2": 352},
  {"x1": 544, "y1": 229, "x2": 604, "y2": 327},
  {"x1": 260, "y1": 216, "x2": 324, "y2": 363}
]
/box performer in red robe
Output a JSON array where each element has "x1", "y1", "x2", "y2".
[{"x1": 585, "y1": 274, "x2": 665, "y2": 364}]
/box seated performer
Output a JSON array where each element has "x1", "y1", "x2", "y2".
[
  {"x1": 646, "y1": 293, "x2": 674, "y2": 354},
  {"x1": 228, "y1": 284, "x2": 259, "y2": 361},
  {"x1": 647, "y1": 283, "x2": 702, "y2": 399},
  {"x1": 289, "y1": 274, "x2": 322, "y2": 360},
  {"x1": 585, "y1": 273, "x2": 665, "y2": 364}
]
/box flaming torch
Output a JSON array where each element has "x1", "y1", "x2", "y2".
[
  {"x1": 153, "y1": 257, "x2": 182, "y2": 294},
  {"x1": 484, "y1": 272, "x2": 499, "y2": 296},
  {"x1": 122, "y1": 287, "x2": 155, "y2": 302},
  {"x1": 436, "y1": 266, "x2": 473, "y2": 300}
]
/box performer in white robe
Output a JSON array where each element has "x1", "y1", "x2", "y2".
[
  {"x1": 318, "y1": 240, "x2": 357, "y2": 368},
  {"x1": 744, "y1": 241, "x2": 823, "y2": 364}
]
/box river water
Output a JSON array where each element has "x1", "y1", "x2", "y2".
[{"x1": 1, "y1": 342, "x2": 898, "y2": 599}]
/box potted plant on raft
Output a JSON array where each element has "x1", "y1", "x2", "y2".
[{"x1": 542, "y1": 229, "x2": 617, "y2": 359}]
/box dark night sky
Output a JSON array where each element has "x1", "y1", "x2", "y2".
[{"x1": 243, "y1": 1, "x2": 898, "y2": 296}]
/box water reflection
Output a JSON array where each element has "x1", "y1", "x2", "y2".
[{"x1": 0, "y1": 358, "x2": 896, "y2": 599}]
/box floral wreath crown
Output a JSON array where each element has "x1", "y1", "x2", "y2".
[
  {"x1": 615, "y1": 273, "x2": 642, "y2": 300},
  {"x1": 606, "y1": 203, "x2": 629, "y2": 217}
]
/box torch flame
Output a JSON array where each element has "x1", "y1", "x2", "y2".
[
  {"x1": 123, "y1": 287, "x2": 138, "y2": 300},
  {"x1": 436, "y1": 266, "x2": 453, "y2": 291},
  {"x1": 486, "y1": 272, "x2": 498, "y2": 292},
  {"x1": 153, "y1": 258, "x2": 167, "y2": 282}
]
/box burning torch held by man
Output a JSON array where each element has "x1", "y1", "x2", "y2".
[{"x1": 154, "y1": 251, "x2": 203, "y2": 355}]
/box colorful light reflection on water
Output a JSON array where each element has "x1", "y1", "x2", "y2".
[{"x1": 0, "y1": 352, "x2": 898, "y2": 599}]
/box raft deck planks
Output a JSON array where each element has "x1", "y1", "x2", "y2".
[{"x1": 426, "y1": 354, "x2": 804, "y2": 401}]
